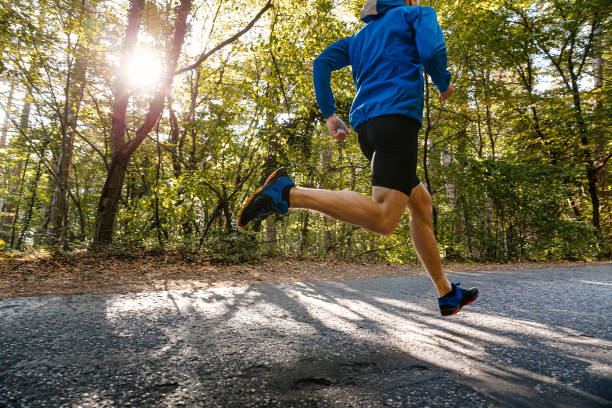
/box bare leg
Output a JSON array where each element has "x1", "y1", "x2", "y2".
[
  {"x1": 290, "y1": 186, "x2": 408, "y2": 235},
  {"x1": 290, "y1": 182, "x2": 452, "y2": 297},
  {"x1": 407, "y1": 183, "x2": 452, "y2": 297}
]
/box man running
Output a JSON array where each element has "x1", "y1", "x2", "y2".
[{"x1": 238, "y1": 0, "x2": 478, "y2": 316}]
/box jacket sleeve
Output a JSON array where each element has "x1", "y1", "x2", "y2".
[
  {"x1": 313, "y1": 37, "x2": 350, "y2": 119},
  {"x1": 414, "y1": 7, "x2": 451, "y2": 92}
]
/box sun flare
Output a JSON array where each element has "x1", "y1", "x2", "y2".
[{"x1": 125, "y1": 50, "x2": 163, "y2": 91}]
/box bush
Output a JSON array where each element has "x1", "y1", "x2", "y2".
[{"x1": 202, "y1": 230, "x2": 261, "y2": 264}]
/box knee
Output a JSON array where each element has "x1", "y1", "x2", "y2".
[
  {"x1": 375, "y1": 217, "x2": 400, "y2": 236},
  {"x1": 409, "y1": 188, "x2": 433, "y2": 221}
]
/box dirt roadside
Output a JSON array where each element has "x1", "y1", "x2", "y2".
[{"x1": 1, "y1": 251, "x2": 609, "y2": 299}]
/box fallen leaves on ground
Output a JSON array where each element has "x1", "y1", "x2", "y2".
[{"x1": 0, "y1": 251, "x2": 608, "y2": 299}]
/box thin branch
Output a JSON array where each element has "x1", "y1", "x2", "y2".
[
  {"x1": 175, "y1": 0, "x2": 273, "y2": 75},
  {"x1": 0, "y1": 105, "x2": 82, "y2": 210},
  {"x1": 31, "y1": 37, "x2": 65, "y2": 124},
  {"x1": 74, "y1": 128, "x2": 109, "y2": 169},
  {"x1": 85, "y1": 86, "x2": 111, "y2": 158},
  {"x1": 596, "y1": 152, "x2": 612, "y2": 171},
  {"x1": 433, "y1": 105, "x2": 473, "y2": 122},
  {"x1": 203, "y1": 0, "x2": 225, "y2": 52},
  {"x1": 269, "y1": 49, "x2": 290, "y2": 112},
  {"x1": 577, "y1": 17, "x2": 599, "y2": 78}
]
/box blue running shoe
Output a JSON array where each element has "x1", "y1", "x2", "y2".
[
  {"x1": 438, "y1": 283, "x2": 478, "y2": 316},
  {"x1": 238, "y1": 167, "x2": 295, "y2": 228}
]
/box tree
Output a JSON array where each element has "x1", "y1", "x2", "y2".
[
  {"x1": 93, "y1": 0, "x2": 273, "y2": 245},
  {"x1": 513, "y1": 0, "x2": 611, "y2": 231},
  {"x1": 48, "y1": 1, "x2": 97, "y2": 246}
]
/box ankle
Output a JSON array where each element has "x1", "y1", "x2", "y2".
[
  {"x1": 439, "y1": 283, "x2": 456, "y2": 298},
  {"x1": 435, "y1": 280, "x2": 453, "y2": 298},
  {"x1": 283, "y1": 185, "x2": 295, "y2": 207}
]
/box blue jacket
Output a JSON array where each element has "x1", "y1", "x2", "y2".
[{"x1": 313, "y1": 0, "x2": 451, "y2": 129}]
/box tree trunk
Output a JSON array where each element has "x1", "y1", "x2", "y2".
[
  {"x1": 592, "y1": 25, "x2": 606, "y2": 235},
  {"x1": 265, "y1": 218, "x2": 277, "y2": 252},
  {"x1": 48, "y1": 52, "x2": 88, "y2": 246},
  {"x1": 93, "y1": 0, "x2": 192, "y2": 246},
  {"x1": 320, "y1": 134, "x2": 337, "y2": 253},
  {"x1": 168, "y1": 106, "x2": 182, "y2": 177},
  {"x1": 482, "y1": 68, "x2": 495, "y2": 157},
  {"x1": 70, "y1": 163, "x2": 86, "y2": 241},
  {"x1": 91, "y1": 0, "x2": 271, "y2": 245},
  {"x1": 587, "y1": 165, "x2": 600, "y2": 231},
  {"x1": 93, "y1": 156, "x2": 129, "y2": 245},
  {"x1": 1, "y1": 80, "x2": 15, "y2": 148},
  {"x1": 92, "y1": 0, "x2": 144, "y2": 246},
  {"x1": 421, "y1": 73, "x2": 439, "y2": 236},
  {"x1": 9, "y1": 154, "x2": 30, "y2": 248},
  {"x1": 221, "y1": 199, "x2": 233, "y2": 231},
  {"x1": 300, "y1": 212, "x2": 310, "y2": 256},
  {"x1": 570, "y1": 76, "x2": 600, "y2": 232},
  {"x1": 1, "y1": 101, "x2": 30, "y2": 243},
  {"x1": 16, "y1": 157, "x2": 43, "y2": 249}
]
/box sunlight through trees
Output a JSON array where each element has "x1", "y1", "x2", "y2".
[{"x1": 0, "y1": 0, "x2": 609, "y2": 262}]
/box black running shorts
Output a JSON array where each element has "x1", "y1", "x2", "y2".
[{"x1": 355, "y1": 114, "x2": 421, "y2": 197}]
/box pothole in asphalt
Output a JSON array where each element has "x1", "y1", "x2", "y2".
[
  {"x1": 293, "y1": 377, "x2": 332, "y2": 390},
  {"x1": 152, "y1": 382, "x2": 179, "y2": 394},
  {"x1": 244, "y1": 363, "x2": 269, "y2": 375},
  {"x1": 341, "y1": 361, "x2": 378, "y2": 370},
  {"x1": 410, "y1": 365, "x2": 429, "y2": 371}
]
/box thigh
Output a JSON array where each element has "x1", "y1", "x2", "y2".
[{"x1": 368, "y1": 115, "x2": 421, "y2": 197}]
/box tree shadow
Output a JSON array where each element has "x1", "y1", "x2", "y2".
[{"x1": 1, "y1": 264, "x2": 611, "y2": 406}]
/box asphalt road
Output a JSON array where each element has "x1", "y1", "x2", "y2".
[{"x1": 1, "y1": 264, "x2": 611, "y2": 407}]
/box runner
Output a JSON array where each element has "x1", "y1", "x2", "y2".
[{"x1": 238, "y1": 0, "x2": 478, "y2": 316}]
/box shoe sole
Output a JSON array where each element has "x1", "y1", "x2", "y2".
[
  {"x1": 441, "y1": 294, "x2": 478, "y2": 317},
  {"x1": 238, "y1": 168, "x2": 285, "y2": 228}
]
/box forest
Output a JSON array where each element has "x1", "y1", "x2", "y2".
[{"x1": 0, "y1": 0, "x2": 609, "y2": 263}]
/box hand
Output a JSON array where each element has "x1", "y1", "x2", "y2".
[
  {"x1": 439, "y1": 82, "x2": 454, "y2": 102},
  {"x1": 325, "y1": 113, "x2": 350, "y2": 141}
]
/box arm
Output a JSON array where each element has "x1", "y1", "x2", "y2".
[
  {"x1": 414, "y1": 7, "x2": 452, "y2": 94},
  {"x1": 313, "y1": 38, "x2": 351, "y2": 139}
]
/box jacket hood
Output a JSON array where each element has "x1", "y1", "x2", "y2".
[{"x1": 360, "y1": 0, "x2": 406, "y2": 23}]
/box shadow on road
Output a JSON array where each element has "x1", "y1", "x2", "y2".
[{"x1": 1, "y1": 265, "x2": 611, "y2": 406}]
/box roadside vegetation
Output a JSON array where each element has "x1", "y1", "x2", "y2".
[{"x1": 0, "y1": 0, "x2": 609, "y2": 264}]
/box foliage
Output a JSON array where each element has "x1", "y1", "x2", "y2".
[
  {"x1": 0, "y1": 0, "x2": 609, "y2": 263},
  {"x1": 202, "y1": 230, "x2": 262, "y2": 264}
]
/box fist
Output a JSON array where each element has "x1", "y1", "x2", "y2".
[
  {"x1": 325, "y1": 114, "x2": 350, "y2": 141},
  {"x1": 439, "y1": 82, "x2": 454, "y2": 101}
]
